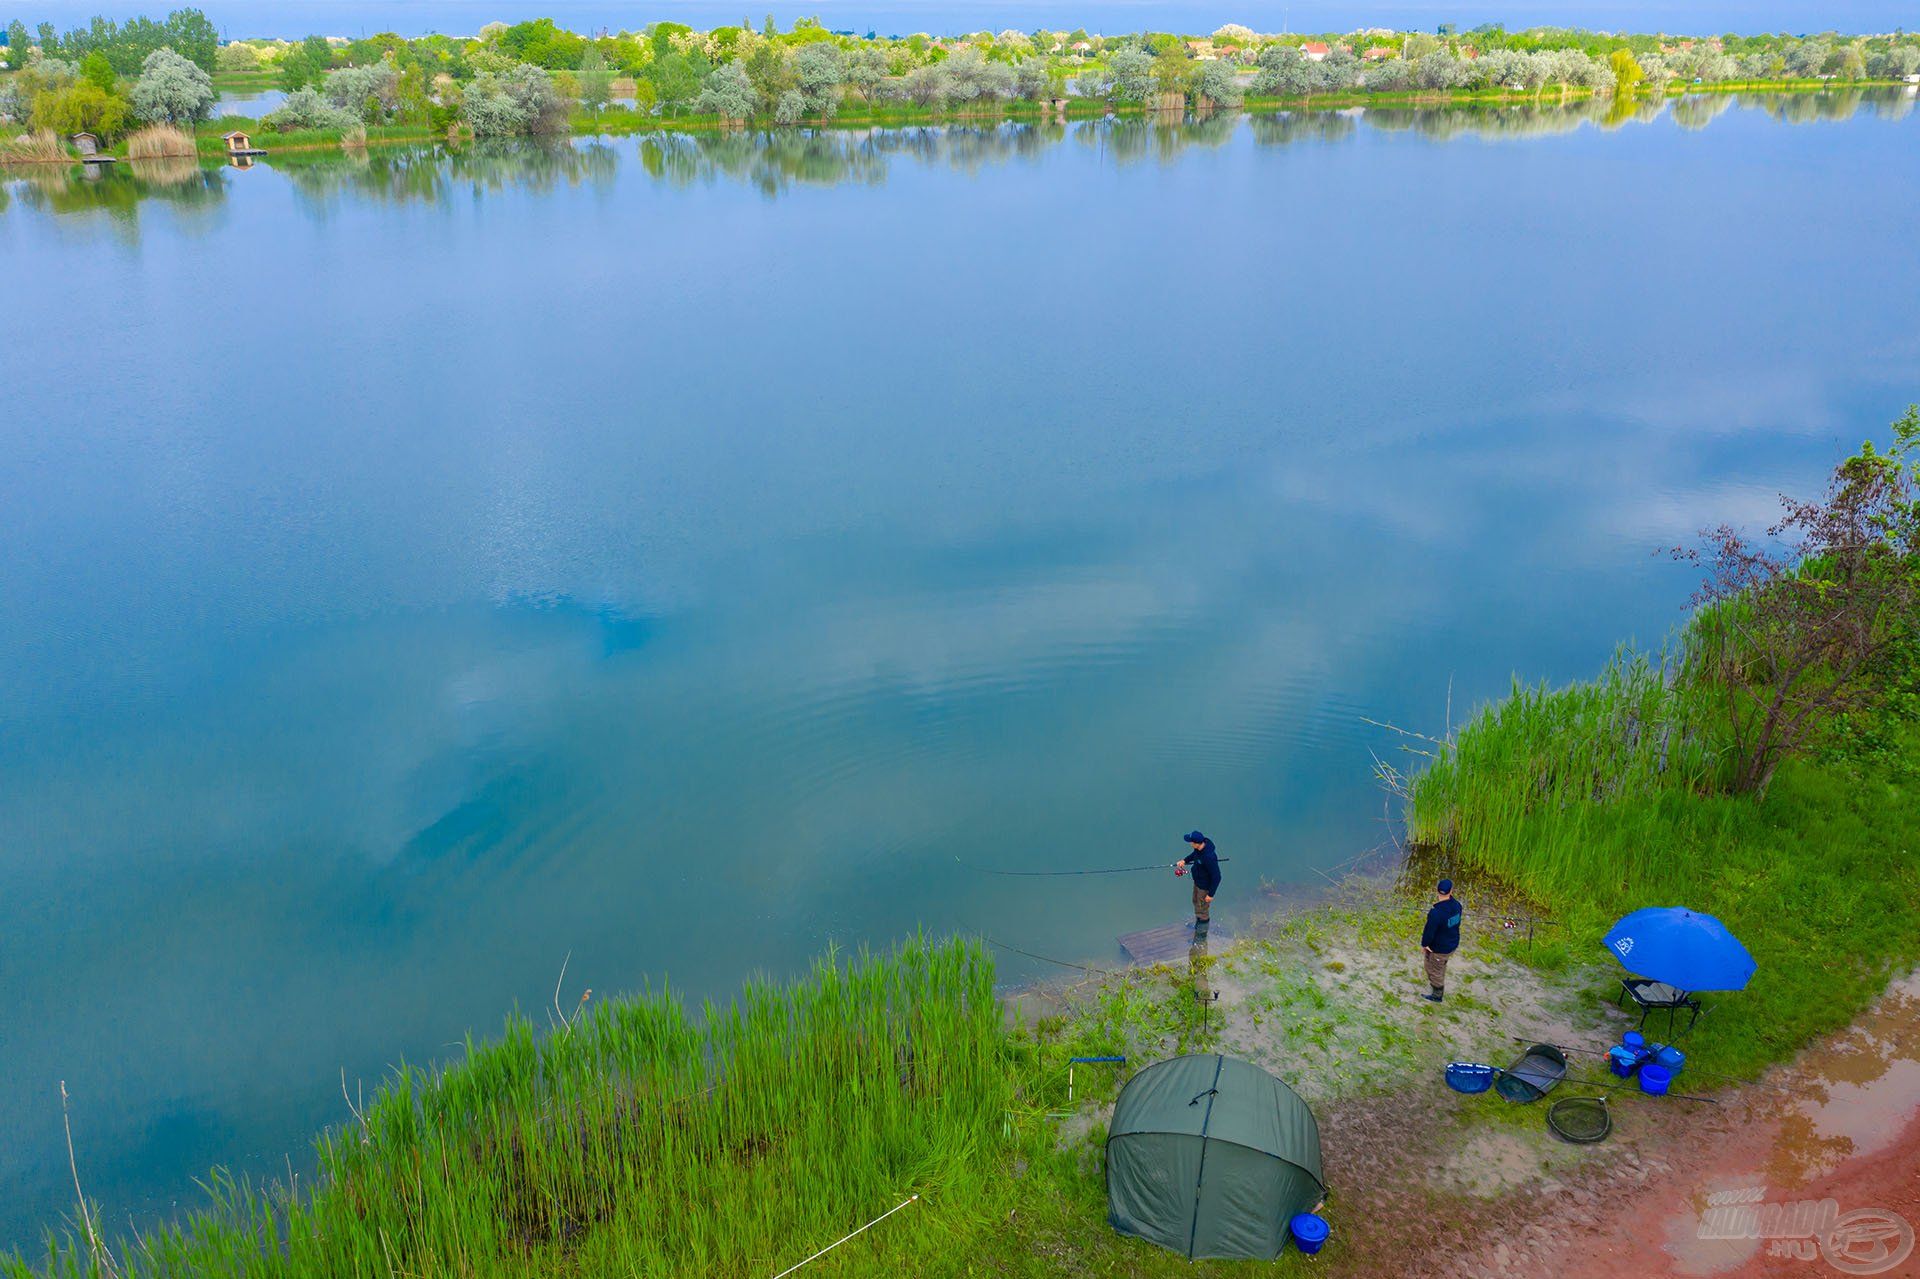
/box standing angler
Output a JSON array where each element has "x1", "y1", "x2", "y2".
[
  {"x1": 1420, "y1": 878, "x2": 1463, "y2": 1002},
  {"x1": 1175, "y1": 831, "x2": 1221, "y2": 937}
]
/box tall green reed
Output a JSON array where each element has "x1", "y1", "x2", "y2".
[{"x1": 8, "y1": 938, "x2": 1005, "y2": 1279}]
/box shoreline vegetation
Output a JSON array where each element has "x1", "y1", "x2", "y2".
[
  {"x1": 5, "y1": 399, "x2": 1917, "y2": 1272},
  {"x1": 3, "y1": 10, "x2": 1918, "y2": 162}
]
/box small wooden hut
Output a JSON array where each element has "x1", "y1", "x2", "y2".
[
  {"x1": 222, "y1": 130, "x2": 265, "y2": 156},
  {"x1": 70, "y1": 132, "x2": 117, "y2": 164}
]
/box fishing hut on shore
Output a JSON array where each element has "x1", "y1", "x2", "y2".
[{"x1": 70, "y1": 132, "x2": 116, "y2": 164}]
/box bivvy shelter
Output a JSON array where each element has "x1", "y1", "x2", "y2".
[{"x1": 1106, "y1": 1053, "x2": 1325, "y2": 1261}]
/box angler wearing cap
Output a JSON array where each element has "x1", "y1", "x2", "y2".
[
  {"x1": 1420, "y1": 878, "x2": 1463, "y2": 1002},
  {"x1": 1174, "y1": 831, "x2": 1221, "y2": 936}
]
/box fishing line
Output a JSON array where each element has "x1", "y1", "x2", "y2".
[
  {"x1": 768, "y1": 1193, "x2": 919, "y2": 1278},
  {"x1": 956, "y1": 856, "x2": 1231, "y2": 878},
  {"x1": 963, "y1": 926, "x2": 1121, "y2": 977}
]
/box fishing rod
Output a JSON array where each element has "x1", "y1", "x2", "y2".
[{"x1": 957, "y1": 856, "x2": 1231, "y2": 878}]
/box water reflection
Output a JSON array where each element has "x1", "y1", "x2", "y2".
[
  {"x1": 0, "y1": 157, "x2": 225, "y2": 237},
  {"x1": 2, "y1": 89, "x2": 1910, "y2": 220}
]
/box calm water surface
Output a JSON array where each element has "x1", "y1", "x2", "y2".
[{"x1": 3, "y1": 91, "x2": 1919, "y2": 1247}]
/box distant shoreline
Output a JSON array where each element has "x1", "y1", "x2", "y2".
[{"x1": 3, "y1": 78, "x2": 1902, "y2": 166}]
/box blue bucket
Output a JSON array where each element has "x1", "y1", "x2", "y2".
[
  {"x1": 1622, "y1": 1030, "x2": 1646, "y2": 1053},
  {"x1": 1445, "y1": 1063, "x2": 1496, "y2": 1094},
  {"x1": 1639, "y1": 1063, "x2": 1672, "y2": 1096},
  {"x1": 1654, "y1": 1046, "x2": 1684, "y2": 1074},
  {"x1": 1289, "y1": 1212, "x2": 1330, "y2": 1255}
]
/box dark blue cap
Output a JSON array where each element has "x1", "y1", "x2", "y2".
[
  {"x1": 1438, "y1": 878, "x2": 1453, "y2": 894},
  {"x1": 1184, "y1": 831, "x2": 1207, "y2": 844}
]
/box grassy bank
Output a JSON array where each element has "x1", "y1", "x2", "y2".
[
  {"x1": 9, "y1": 940, "x2": 1026, "y2": 1278},
  {"x1": 1406, "y1": 624, "x2": 1920, "y2": 1081}
]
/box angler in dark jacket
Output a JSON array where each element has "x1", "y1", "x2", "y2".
[
  {"x1": 1175, "y1": 831, "x2": 1221, "y2": 936},
  {"x1": 1420, "y1": 879, "x2": 1464, "y2": 1002}
]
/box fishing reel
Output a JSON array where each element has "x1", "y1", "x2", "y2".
[{"x1": 1174, "y1": 863, "x2": 1186, "y2": 877}]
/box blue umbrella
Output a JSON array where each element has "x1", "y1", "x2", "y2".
[{"x1": 1603, "y1": 907, "x2": 1756, "y2": 992}]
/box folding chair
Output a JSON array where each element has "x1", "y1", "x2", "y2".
[{"x1": 1616, "y1": 978, "x2": 1702, "y2": 1036}]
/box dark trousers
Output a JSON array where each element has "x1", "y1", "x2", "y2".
[{"x1": 1192, "y1": 884, "x2": 1212, "y2": 923}]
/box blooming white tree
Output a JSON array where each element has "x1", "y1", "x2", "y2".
[
  {"x1": 791, "y1": 42, "x2": 844, "y2": 117},
  {"x1": 1107, "y1": 46, "x2": 1153, "y2": 99},
  {"x1": 1196, "y1": 58, "x2": 1243, "y2": 106},
  {"x1": 463, "y1": 64, "x2": 567, "y2": 135},
  {"x1": 131, "y1": 46, "x2": 216, "y2": 125},
  {"x1": 693, "y1": 62, "x2": 755, "y2": 119}
]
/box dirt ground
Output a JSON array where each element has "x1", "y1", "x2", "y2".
[
  {"x1": 1313, "y1": 965, "x2": 1920, "y2": 1279},
  {"x1": 1022, "y1": 894, "x2": 1920, "y2": 1279}
]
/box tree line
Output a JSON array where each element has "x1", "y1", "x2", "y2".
[{"x1": 5, "y1": 12, "x2": 1918, "y2": 141}]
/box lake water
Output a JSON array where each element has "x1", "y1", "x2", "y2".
[
  {"x1": 3, "y1": 91, "x2": 1918, "y2": 1249},
  {"x1": 212, "y1": 87, "x2": 289, "y2": 117}
]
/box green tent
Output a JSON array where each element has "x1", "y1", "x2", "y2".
[{"x1": 1105, "y1": 1053, "x2": 1325, "y2": 1261}]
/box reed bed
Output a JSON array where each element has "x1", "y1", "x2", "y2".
[
  {"x1": 0, "y1": 130, "x2": 66, "y2": 165},
  {"x1": 9, "y1": 939, "x2": 1007, "y2": 1278},
  {"x1": 126, "y1": 126, "x2": 197, "y2": 160},
  {"x1": 1407, "y1": 646, "x2": 1730, "y2": 901}
]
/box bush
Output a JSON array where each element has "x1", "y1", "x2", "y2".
[
  {"x1": 321, "y1": 62, "x2": 401, "y2": 122},
  {"x1": 264, "y1": 86, "x2": 359, "y2": 131},
  {"x1": 463, "y1": 63, "x2": 568, "y2": 135}
]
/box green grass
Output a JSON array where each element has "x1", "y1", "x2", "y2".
[
  {"x1": 6, "y1": 934, "x2": 1328, "y2": 1278},
  {"x1": 1407, "y1": 634, "x2": 1920, "y2": 1081},
  {"x1": 9, "y1": 939, "x2": 1020, "y2": 1278}
]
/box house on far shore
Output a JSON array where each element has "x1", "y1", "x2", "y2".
[
  {"x1": 1302, "y1": 41, "x2": 1331, "y2": 62},
  {"x1": 1363, "y1": 45, "x2": 1396, "y2": 61}
]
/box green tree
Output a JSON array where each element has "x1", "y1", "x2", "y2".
[
  {"x1": 1610, "y1": 48, "x2": 1645, "y2": 90},
  {"x1": 744, "y1": 41, "x2": 792, "y2": 110},
  {"x1": 81, "y1": 50, "x2": 116, "y2": 91},
  {"x1": 215, "y1": 42, "x2": 260, "y2": 72},
  {"x1": 647, "y1": 53, "x2": 701, "y2": 112},
  {"x1": 32, "y1": 79, "x2": 131, "y2": 137},
  {"x1": 577, "y1": 44, "x2": 612, "y2": 112},
  {"x1": 1151, "y1": 44, "x2": 1195, "y2": 97},
  {"x1": 280, "y1": 34, "x2": 335, "y2": 91},
  {"x1": 6, "y1": 19, "x2": 31, "y2": 61},
  {"x1": 162, "y1": 8, "x2": 218, "y2": 71}
]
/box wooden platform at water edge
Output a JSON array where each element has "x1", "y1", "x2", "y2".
[{"x1": 1118, "y1": 920, "x2": 1233, "y2": 967}]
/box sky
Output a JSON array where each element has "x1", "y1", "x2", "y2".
[{"x1": 7, "y1": 1, "x2": 1917, "y2": 39}]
